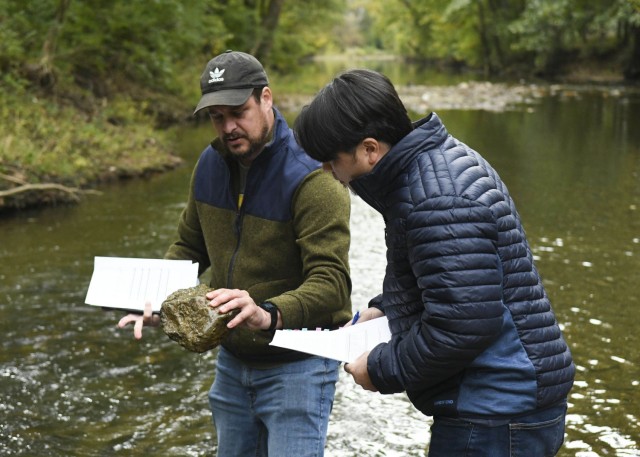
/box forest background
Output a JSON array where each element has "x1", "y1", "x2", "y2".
[{"x1": 1, "y1": 0, "x2": 639, "y2": 211}]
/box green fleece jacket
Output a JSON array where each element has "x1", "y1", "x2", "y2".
[{"x1": 165, "y1": 109, "x2": 352, "y2": 365}]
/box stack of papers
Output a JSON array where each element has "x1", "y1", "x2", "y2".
[
  {"x1": 270, "y1": 316, "x2": 391, "y2": 363},
  {"x1": 85, "y1": 257, "x2": 199, "y2": 313}
]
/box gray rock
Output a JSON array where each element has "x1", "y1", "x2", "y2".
[{"x1": 160, "y1": 284, "x2": 238, "y2": 353}]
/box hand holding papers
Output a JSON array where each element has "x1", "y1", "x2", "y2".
[
  {"x1": 85, "y1": 257, "x2": 199, "y2": 313},
  {"x1": 269, "y1": 316, "x2": 391, "y2": 363}
]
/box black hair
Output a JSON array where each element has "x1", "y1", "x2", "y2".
[
  {"x1": 293, "y1": 69, "x2": 413, "y2": 162},
  {"x1": 252, "y1": 86, "x2": 266, "y2": 103}
]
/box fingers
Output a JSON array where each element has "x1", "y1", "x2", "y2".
[
  {"x1": 220, "y1": 298, "x2": 257, "y2": 329},
  {"x1": 217, "y1": 296, "x2": 246, "y2": 314},
  {"x1": 117, "y1": 303, "x2": 156, "y2": 340},
  {"x1": 207, "y1": 289, "x2": 256, "y2": 322},
  {"x1": 354, "y1": 307, "x2": 384, "y2": 324},
  {"x1": 142, "y1": 301, "x2": 153, "y2": 323},
  {"x1": 207, "y1": 288, "x2": 249, "y2": 311},
  {"x1": 117, "y1": 313, "x2": 139, "y2": 328},
  {"x1": 226, "y1": 307, "x2": 249, "y2": 329},
  {"x1": 116, "y1": 313, "x2": 144, "y2": 339},
  {"x1": 342, "y1": 308, "x2": 384, "y2": 329},
  {"x1": 134, "y1": 317, "x2": 144, "y2": 340}
]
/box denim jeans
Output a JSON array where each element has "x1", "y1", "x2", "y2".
[
  {"x1": 428, "y1": 401, "x2": 567, "y2": 457},
  {"x1": 209, "y1": 347, "x2": 340, "y2": 457}
]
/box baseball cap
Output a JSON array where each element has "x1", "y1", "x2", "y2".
[{"x1": 194, "y1": 50, "x2": 269, "y2": 114}]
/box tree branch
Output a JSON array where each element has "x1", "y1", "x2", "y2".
[{"x1": 0, "y1": 174, "x2": 102, "y2": 202}]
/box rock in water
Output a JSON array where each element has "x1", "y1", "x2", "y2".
[{"x1": 160, "y1": 284, "x2": 238, "y2": 353}]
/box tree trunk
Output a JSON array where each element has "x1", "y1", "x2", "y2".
[
  {"x1": 251, "y1": 0, "x2": 285, "y2": 63},
  {"x1": 624, "y1": 23, "x2": 640, "y2": 80},
  {"x1": 476, "y1": 0, "x2": 492, "y2": 77},
  {"x1": 38, "y1": 0, "x2": 72, "y2": 88}
]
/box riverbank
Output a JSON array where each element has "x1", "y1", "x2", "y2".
[
  {"x1": 279, "y1": 79, "x2": 637, "y2": 117},
  {"x1": 2, "y1": 69, "x2": 637, "y2": 214},
  {"x1": 0, "y1": 86, "x2": 187, "y2": 213}
]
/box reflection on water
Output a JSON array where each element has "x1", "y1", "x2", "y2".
[
  {"x1": 1, "y1": 87, "x2": 640, "y2": 456},
  {"x1": 329, "y1": 198, "x2": 430, "y2": 457}
]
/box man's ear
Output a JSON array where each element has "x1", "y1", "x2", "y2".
[
  {"x1": 362, "y1": 138, "x2": 389, "y2": 166},
  {"x1": 261, "y1": 87, "x2": 273, "y2": 109}
]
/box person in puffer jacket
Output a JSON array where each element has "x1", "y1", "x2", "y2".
[{"x1": 293, "y1": 69, "x2": 575, "y2": 457}]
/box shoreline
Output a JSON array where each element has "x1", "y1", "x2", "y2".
[
  {"x1": 277, "y1": 79, "x2": 640, "y2": 115},
  {"x1": 2, "y1": 78, "x2": 638, "y2": 215}
]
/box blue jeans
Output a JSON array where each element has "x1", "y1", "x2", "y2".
[
  {"x1": 428, "y1": 401, "x2": 567, "y2": 457},
  {"x1": 209, "y1": 347, "x2": 340, "y2": 457}
]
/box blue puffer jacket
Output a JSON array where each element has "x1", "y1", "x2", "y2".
[{"x1": 350, "y1": 113, "x2": 575, "y2": 419}]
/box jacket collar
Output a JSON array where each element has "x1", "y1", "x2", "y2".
[
  {"x1": 252, "y1": 107, "x2": 288, "y2": 166},
  {"x1": 350, "y1": 112, "x2": 448, "y2": 213}
]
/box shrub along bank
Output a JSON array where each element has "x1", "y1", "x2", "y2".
[{"x1": 0, "y1": 85, "x2": 186, "y2": 212}]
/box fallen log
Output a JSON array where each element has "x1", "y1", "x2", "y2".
[{"x1": 0, "y1": 173, "x2": 102, "y2": 205}]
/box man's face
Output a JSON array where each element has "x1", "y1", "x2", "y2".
[
  {"x1": 208, "y1": 88, "x2": 273, "y2": 165},
  {"x1": 323, "y1": 145, "x2": 374, "y2": 187}
]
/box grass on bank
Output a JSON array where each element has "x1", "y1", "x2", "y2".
[{"x1": 0, "y1": 86, "x2": 183, "y2": 211}]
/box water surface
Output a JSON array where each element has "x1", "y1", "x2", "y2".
[{"x1": 1, "y1": 74, "x2": 639, "y2": 456}]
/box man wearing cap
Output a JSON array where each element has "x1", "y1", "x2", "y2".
[{"x1": 118, "y1": 51, "x2": 352, "y2": 456}]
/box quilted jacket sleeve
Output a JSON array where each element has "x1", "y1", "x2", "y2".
[{"x1": 368, "y1": 196, "x2": 506, "y2": 394}]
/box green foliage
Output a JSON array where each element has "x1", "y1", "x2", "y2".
[
  {"x1": 356, "y1": 0, "x2": 638, "y2": 77},
  {"x1": 507, "y1": 0, "x2": 640, "y2": 72},
  {"x1": 0, "y1": 0, "x2": 353, "y2": 209},
  {"x1": 509, "y1": 0, "x2": 574, "y2": 71},
  {"x1": 0, "y1": 89, "x2": 176, "y2": 188},
  {"x1": 0, "y1": 0, "x2": 223, "y2": 95},
  {"x1": 2, "y1": 0, "x2": 638, "y2": 211},
  {"x1": 270, "y1": 0, "x2": 348, "y2": 68},
  {"x1": 0, "y1": 0, "x2": 348, "y2": 96},
  {"x1": 2, "y1": 0, "x2": 637, "y2": 96},
  {"x1": 354, "y1": 0, "x2": 440, "y2": 56},
  {"x1": 60, "y1": 1, "x2": 226, "y2": 93},
  {"x1": 0, "y1": 1, "x2": 54, "y2": 73}
]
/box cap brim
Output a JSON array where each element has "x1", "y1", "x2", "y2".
[{"x1": 193, "y1": 88, "x2": 254, "y2": 115}]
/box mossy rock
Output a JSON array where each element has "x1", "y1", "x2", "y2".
[{"x1": 160, "y1": 284, "x2": 239, "y2": 353}]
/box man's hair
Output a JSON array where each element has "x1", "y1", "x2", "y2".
[
  {"x1": 294, "y1": 69, "x2": 413, "y2": 162},
  {"x1": 251, "y1": 86, "x2": 266, "y2": 103}
]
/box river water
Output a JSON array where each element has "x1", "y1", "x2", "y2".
[{"x1": 1, "y1": 65, "x2": 639, "y2": 456}]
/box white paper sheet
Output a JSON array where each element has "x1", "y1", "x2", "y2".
[
  {"x1": 85, "y1": 257, "x2": 199, "y2": 313},
  {"x1": 269, "y1": 316, "x2": 391, "y2": 363}
]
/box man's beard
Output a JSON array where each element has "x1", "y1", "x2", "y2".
[{"x1": 225, "y1": 122, "x2": 270, "y2": 163}]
